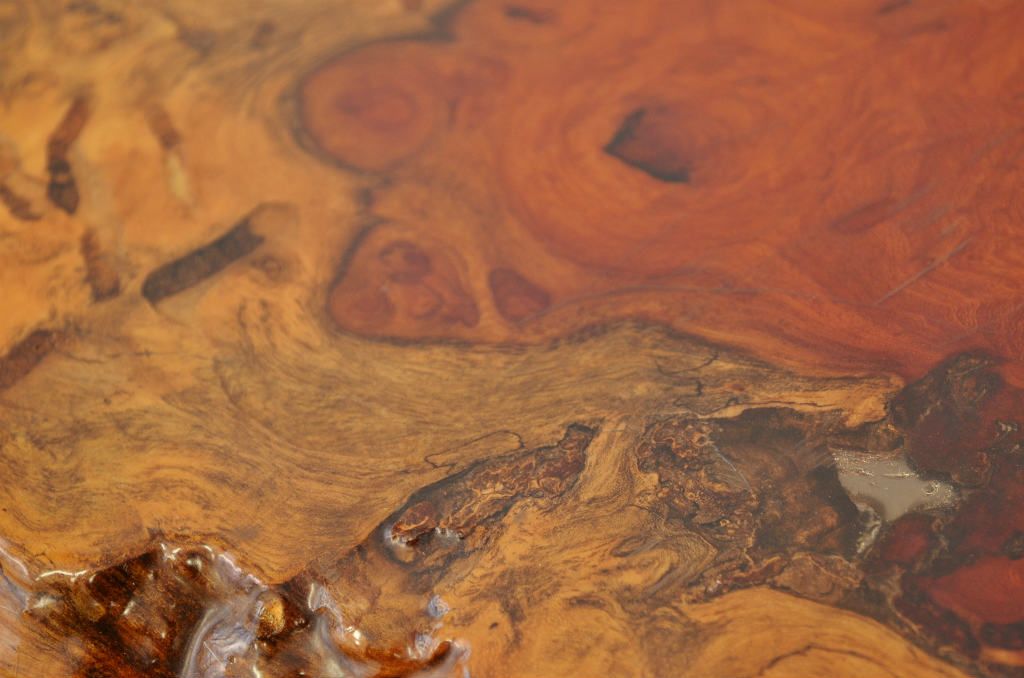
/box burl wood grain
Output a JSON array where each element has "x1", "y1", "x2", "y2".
[
  {"x1": 314, "y1": 0, "x2": 1024, "y2": 385},
  {"x1": 1, "y1": 0, "x2": 1022, "y2": 676}
]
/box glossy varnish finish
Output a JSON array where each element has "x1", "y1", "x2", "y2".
[{"x1": 0, "y1": 0, "x2": 1023, "y2": 676}]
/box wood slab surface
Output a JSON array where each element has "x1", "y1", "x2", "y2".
[{"x1": 1, "y1": 0, "x2": 1023, "y2": 676}]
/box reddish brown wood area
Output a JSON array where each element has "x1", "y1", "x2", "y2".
[
  {"x1": 315, "y1": 0, "x2": 1024, "y2": 384},
  {"x1": 1, "y1": 0, "x2": 1023, "y2": 677}
]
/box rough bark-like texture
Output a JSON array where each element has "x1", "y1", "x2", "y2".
[{"x1": 1, "y1": 1, "x2": 1022, "y2": 677}]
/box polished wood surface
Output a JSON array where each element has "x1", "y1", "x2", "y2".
[{"x1": 1, "y1": 1, "x2": 1022, "y2": 676}]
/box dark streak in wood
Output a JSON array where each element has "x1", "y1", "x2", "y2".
[
  {"x1": 80, "y1": 229, "x2": 121, "y2": 301},
  {"x1": 145, "y1": 104, "x2": 181, "y2": 150},
  {"x1": 753, "y1": 643, "x2": 894, "y2": 678},
  {"x1": 877, "y1": 0, "x2": 913, "y2": 15},
  {"x1": 0, "y1": 329, "x2": 62, "y2": 391},
  {"x1": 503, "y1": 5, "x2": 552, "y2": 24},
  {"x1": 141, "y1": 212, "x2": 265, "y2": 304},
  {"x1": 46, "y1": 94, "x2": 91, "y2": 214}
]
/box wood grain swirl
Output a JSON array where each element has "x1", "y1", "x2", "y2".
[{"x1": 308, "y1": 0, "x2": 1024, "y2": 386}]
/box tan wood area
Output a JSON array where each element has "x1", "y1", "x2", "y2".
[{"x1": 1, "y1": 1, "x2": 1023, "y2": 676}]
